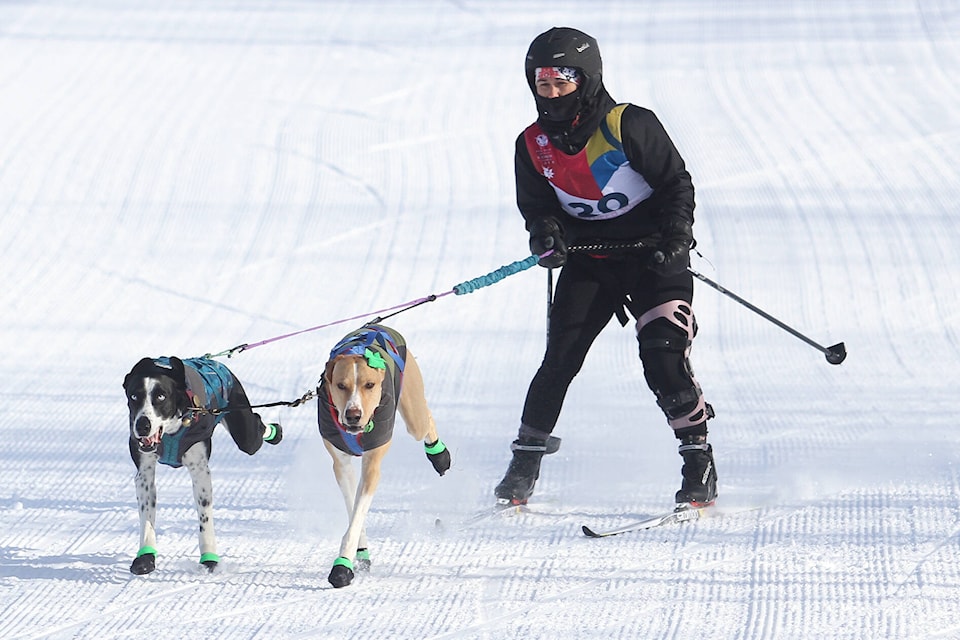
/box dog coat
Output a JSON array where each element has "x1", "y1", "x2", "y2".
[
  {"x1": 154, "y1": 357, "x2": 234, "y2": 468},
  {"x1": 317, "y1": 324, "x2": 406, "y2": 456}
]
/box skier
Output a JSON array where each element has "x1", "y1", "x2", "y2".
[{"x1": 494, "y1": 27, "x2": 717, "y2": 510}]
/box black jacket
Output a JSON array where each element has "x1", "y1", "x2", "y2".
[{"x1": 515, "y1": 103, "x2": 695, "y2": 247}]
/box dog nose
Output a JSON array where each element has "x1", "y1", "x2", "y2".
[
  {"x1": 343, "y1": 408, "x2": 362, "y2": 427},
  {"x1": 134, "y1": 416, "x2": 152, "y2": 437}
]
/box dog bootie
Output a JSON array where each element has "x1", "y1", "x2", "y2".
[
  {"x1": 494, "y1": 435, "x2": 561, "y2": 505},
  {"x1": 328, "y1": 557, "x2": 355, "y2": 588},
  {"x1": 675, "y1": 436, "x2": 718, "y2": 507},
  {"x1": 425, "y1": 439, "x2": 451, "y2": 476},
  {"x1": 130, "y1": 546, "x2": 157, "y2": 575},
  {"x1": 200, "y1": 552, "x2": 219, "y2": 573},
  {"x1": 355, "y1": 548, "x2": 371, "y2": 572},
  {"x1": 263, "y1": 423, "x2": 283, "y2": 445}
]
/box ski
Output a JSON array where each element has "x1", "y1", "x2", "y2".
[
  {"x1": 467, "y1": 500, "x2": 528, "y2": 524},
  {"x1": 436, "y1": 500, "x2": 529, "y2": 532},
  {"x1": 581, "y1": 505, "x2": 708, "y2": 538}
]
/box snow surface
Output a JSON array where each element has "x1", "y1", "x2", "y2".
[{"x1": 2, "y1": 1, "x2": 959, "y2": 638}]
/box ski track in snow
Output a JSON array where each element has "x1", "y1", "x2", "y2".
[{"x1": 2, "y1": 1, "x2": 959, "y2": 639}]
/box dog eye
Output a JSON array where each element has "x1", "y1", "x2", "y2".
[
  {"x1": 336, "y1": 383, "x2": 348, "y2": 391},
  {"x1": 155, "y1": 393, "x2": 166, "y2": 402},
  {"x1": 364, "y1": 382, "x2": 376, "y2": 390},
  {"x1": 129, "y1": 393, "x2": 139, "y2": 402}
]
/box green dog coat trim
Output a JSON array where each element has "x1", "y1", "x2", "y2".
[
  {"x1": 424, "y1": 439, "x2": 447, "y2": 455},
  {"x1": 363, "y1": 347, "x2": 387, "y2": 370},
  {"x1": 356, "y1": 549, "x2": 370, "y2": 562},
  {"x1": 199, "y1": 552, "x2": 220, "y2": 564},
  {"x1": 333, "y1": 556, "x2": 354, "y2": 571},
  {"x1": 136, "y1": 545, "x2": 158, "y2": 558}
]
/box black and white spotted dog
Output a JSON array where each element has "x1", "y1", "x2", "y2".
[{"x1": 123, "y1": 356, "x2": 282, "y2": 575}]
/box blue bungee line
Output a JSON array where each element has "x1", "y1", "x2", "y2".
[
  {"x1": 203, "y1": 253, "x2": 545, "y2": 359},
  {"x1": 451, "y1": 254, "x2": 540, "y2": 294}
]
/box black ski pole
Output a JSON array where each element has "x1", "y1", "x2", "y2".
[
  {"x1": 567, "y1": 242, "x2": 846, "y2": 365},
  {"x1": 546, "y1": 267, "x2": 554, "y2": 349},
  {"x1": 685, "y1": 265, "x2": 846, "y2": 365}
]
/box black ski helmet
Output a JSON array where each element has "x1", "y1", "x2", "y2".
[{"x1": 524, "y1": 27, "x2": 603, "y2": 103}]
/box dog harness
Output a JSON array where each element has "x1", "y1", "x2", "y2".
[
  {"x1": 523, "y1": 104, "x2": 654, "y2": 221},
  {"x1": 317, "y1": 324, "x2": 407, "y2": 456},
  {"x1": 153, "y1": 357, "x2": 234, "y2": 468}
]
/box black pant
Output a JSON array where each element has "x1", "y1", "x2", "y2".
[{"x1": 520, "y1": 252, "x2": 698, "y2": 434}]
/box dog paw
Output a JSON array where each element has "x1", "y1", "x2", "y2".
[
  {"x1": 328, "y1": 558, "x2": 355, "y2": 588},
  {"x1": 130, "y1": 553, "x2": 156, "y2": 575}
]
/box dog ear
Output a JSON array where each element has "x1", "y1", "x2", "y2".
[
  {"x1": 323, "y1": 358, "x2": 337, "y2": 385},
  {"x1": 124, "y1": 357, "x2": 157, "y2": 389},
  {"x1": 167, "y1": 357, "x2": 192, "y2": 414},
  {"x1": 168, "y1": 356, "x2": 188, "y2": 390}
]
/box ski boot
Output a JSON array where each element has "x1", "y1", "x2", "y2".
[
  {"x1": 675, "y1": 435, "x2": 718, "y2": 509},
  {"x1": 494, "y1": 433, "x2": 561, "y2": 505}
]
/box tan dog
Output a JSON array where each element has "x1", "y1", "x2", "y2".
[{"x1": 317, "y1": 324, "x2": 450, "y2": 588}]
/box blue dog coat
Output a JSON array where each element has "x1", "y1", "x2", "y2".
[{"x1": 154, "y1": 357, "x2": 234, "y2": 468}]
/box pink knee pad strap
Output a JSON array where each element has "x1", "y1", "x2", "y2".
[
  {"x1": 636, "y1": 300, "x2": 698, "y2": 341},
  {"x1": 668, "y1": 394, "x2": 710, "y2": 430}
]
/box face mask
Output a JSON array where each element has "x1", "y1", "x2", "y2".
[{"x1": 534, "y1": 89, "x2": 581, "y2": 123}]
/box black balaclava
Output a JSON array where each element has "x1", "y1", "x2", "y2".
[{"x1": 525, "y1": 27, "x2": 616, "y2": 154}]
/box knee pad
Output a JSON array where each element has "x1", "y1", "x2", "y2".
[
  {"x1": 637, "y1": 301, "x2": 712, "y2": 430},
  {"x1": 636, "y1": 300, "x2": 696, "y2": 379},
  {"x1": 655, "y1": 385, "x2": 713, "y2": 429}
]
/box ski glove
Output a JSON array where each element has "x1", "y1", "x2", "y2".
[
  {"x1": 529, "y1": 217, "x2": 567, "y2": 269},
  {"x1": 649, "y1": 217, "x2": 694, "y2": 277}
]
